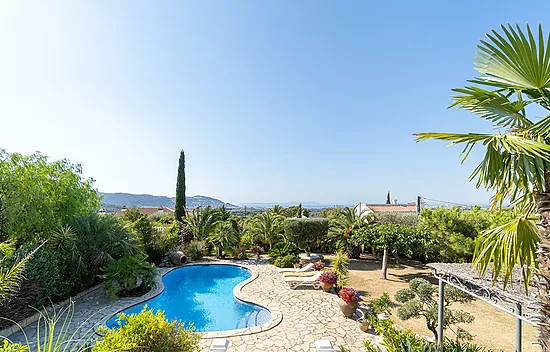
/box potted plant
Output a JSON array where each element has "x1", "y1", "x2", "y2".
[
  {"x1": 251, "y1": 246, "x2": 264, "y2": 261},
  {"x1": 319, "y1": 271, "x2": 337, "y2": 292},
  {"x1": 337, "y1": 287, "x2": 360, "y2": 318},
  {"x1": 312, "y1": 261, "x2": 325, "y2": 271},
  {"x1": 358, "y1": 310, "x2": 371, "y2": 332}
]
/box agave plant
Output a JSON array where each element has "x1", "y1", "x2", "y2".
[{"x1": 415, "y1": 24, "x2": 550, "y2": 347}]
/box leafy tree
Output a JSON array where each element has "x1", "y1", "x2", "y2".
[
  {"x1": 395, "y1": 278, "x2": 474, "y2": 341},
  {"x1": 283, "y1": 218, "x2": 328, "y2": 256},
  {"x1": 414, "y1": 24, "x2": 550, "y2": 345},
  {"x1": 247, "y1": 211, "x2": 284, "y2": 249},
  {"x1": 174, "y1": 150, "x2": 186, "y2": 221},
  {"x1": 281, "y1": 205, "x2": 310, "y2": 218},
  {"x1": 418, "y1": 206, "x2": 515, "y2": 262},
  {"x1": 0, "y1": 149, "x2": 99, "y2": 242}
]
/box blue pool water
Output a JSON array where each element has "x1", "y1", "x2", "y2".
[{"x1": 105, "y1": 264, "x2": 270, "y2": 332}]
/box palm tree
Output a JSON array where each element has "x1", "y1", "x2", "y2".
[
  {"x1": 180, "y1": 206, "x2": 220, "y2": 241},
  {"x1": 271, "y1": 205, "x2": 284, "y2": 215},
  {"x1": 208, "y1": 221, "x2": 237, "y2": 258},
  {"x1": 328, "y1": 205, "x2": 371, "y2": 258},
  {"x1": 247, "y1": 211, "x2": 284, "y2": 249},
  {"x1": 415, "y1": 24, "x2": 550, "y2": 347}
]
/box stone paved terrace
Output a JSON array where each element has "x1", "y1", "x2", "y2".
[{"x1": 5, "y1": 260, "x2": 369, "y2": 351}]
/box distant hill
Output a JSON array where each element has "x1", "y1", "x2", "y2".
[{"x1": 99, "y1": 192, "x2": 235, "y2": 211}]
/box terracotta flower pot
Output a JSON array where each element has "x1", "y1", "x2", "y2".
[
  {"x1": 337, "y1": 298, "x2": 358, "y2": 318},
  {"x1": 359, "y1": 324, "x2": 369, "y2": 332},
  {"x1": 320, "y1": 282, "x2": 334, "y2": 292}
]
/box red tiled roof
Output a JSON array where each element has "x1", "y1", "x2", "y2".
[
  {"x1": 114, "y1": 206, "x2": 175, "y2": 216},
  {"x1": 366, "y1": 204, "x2": 417, "y2": 213}
]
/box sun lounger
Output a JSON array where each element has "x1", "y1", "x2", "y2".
[
  {"x1": 284, "y1": 271, "x2": 322, "y2": 289},
  {"x1": 282, "y1": 271, "x2": 318, "y2": 277},
  {"x1": 277, "y1": 262, "x2": 314, "y2": 273}
]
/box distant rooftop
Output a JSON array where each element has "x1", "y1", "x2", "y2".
[{"x1": 365, "y1": 203, "x2": 417, "y2": 213}]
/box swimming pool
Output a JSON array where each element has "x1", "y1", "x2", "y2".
[{"x1": 105, "y1": 264, "x2": 271, "y2": 332}]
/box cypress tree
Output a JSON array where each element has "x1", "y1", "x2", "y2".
[
  {"x1": 175, "y1": 150, "x2": 186, "y2": 220},
  {"x1": 386, "y1": 191, "x2": 391, "y2": 204}
]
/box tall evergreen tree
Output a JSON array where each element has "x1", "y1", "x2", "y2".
[
  {"x1": 386, "y1": 191, "x2": 391, "y2": 204},
  {"x1": 297, "y1": 203, "x2": 302, "y2": 218},
  {"x1": 175, "y1": 150, "x2": 186, "y2": 221}
]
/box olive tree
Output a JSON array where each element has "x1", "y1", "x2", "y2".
[{"x1": 283, "y1": 218, "x2": 328, "y2": 256}]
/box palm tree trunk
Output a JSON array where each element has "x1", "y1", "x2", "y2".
[{"x1": 536, "y1": 174, "x2": 550, "y2": 350}]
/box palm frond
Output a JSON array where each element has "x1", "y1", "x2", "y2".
[
  {"x1": 473, "y1": 216, "x2": 540, "y2": 291},
  {"x1": 0, "y1": 243, "x2": 43, "y2": 301},
  {"x1": 450, "y1": 86, "x2": 531, "y2": 128},
  {"x1": 474, "y1": 24, "x2": 550, "y2": 109}
]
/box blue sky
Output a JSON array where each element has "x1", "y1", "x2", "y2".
[{"x1": 1, "y1": 1, "x2": 549, "y2": 205}]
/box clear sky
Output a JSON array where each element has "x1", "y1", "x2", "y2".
[{"x1": 1, "y1": 1, "x2": 549, "y2": 206}]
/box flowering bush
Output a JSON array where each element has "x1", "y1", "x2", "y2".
[
  {"x1": 319, "y1": 271, "x2": 337, "y2": 285},
  {"x1": 312, "y1": 261, "x2": 325, "y2": 271},
  {"x1": 338, "y1": 287, "x2": 360, "y2": 304}
]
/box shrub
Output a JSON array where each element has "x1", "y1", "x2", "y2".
[
  {"x1": 283, "y1": 218, "x2": 328, "y2": 255},
  {"x1": 267, "y1": 242, "x2": 299, "y2": 264},
  {"x1": 229, "y1": 245, "x2": 248, "y2": 260},
  {"x1": 100, "y1": 255, "x2": 155, "y2": 297},
  {"x1": 338, "y1": 287, "x2": 360, "y2": 303},
  {"x1": 369, "y1": 292, "x2": 392, "y2": 316},
  {"x1": 333, "y1": 250, "x2": 349, "y2": 289},
  {"x1": 129, "y1": 215, "x2": 169, "y2": 265},
  {"x1": 418, "y1": 206, "x2": 516, "y2": 263},
  {"x1": 395, "y1": 278, "x2": 474, "y2": 341},
  {"x1": 273, "y1": 254, "x2": 299, "y2": 268},
  {"x1": 0, "y1": 341, "x2": 27, "y2": 352},
  {"x1": 94, "y1": 307, "x2": 201, "y2": 352},
  {"x1": 183, "y1": 240, "x2": 205, "y2": 261}
]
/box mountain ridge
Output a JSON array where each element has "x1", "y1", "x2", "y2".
[{"x1": 99, "y1": 192, "x2": 235, "y2": 210}]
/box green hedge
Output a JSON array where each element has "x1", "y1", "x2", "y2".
[{"x1": 283, "y1": 218, "x2": 328, "y2": 253}]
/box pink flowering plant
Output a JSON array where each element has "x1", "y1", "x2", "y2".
[
  {"x1": 312, "y1": 261, "x2": 325, "y2": 271},
  {"x1": 319, "y1": 271, "x2": 337, "y2": 285},
  {"x1": 338, "y1": 287, "x2": 360, "y2": 304}
]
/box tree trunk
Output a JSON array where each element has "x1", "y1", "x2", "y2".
[
  {"x1": 535, "y1": 173, "x2": 550, "y2": 350},
  {"x1": 381, "y1": 248, "x2": 388, "y2": 280}
]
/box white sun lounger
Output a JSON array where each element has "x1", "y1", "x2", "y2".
[
  {"x1": 277, "y1": 262, "x2": 314, "y2": 273},
  {"x1": 284, "y1": 271, "x2": 322, "y2": 290}
]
